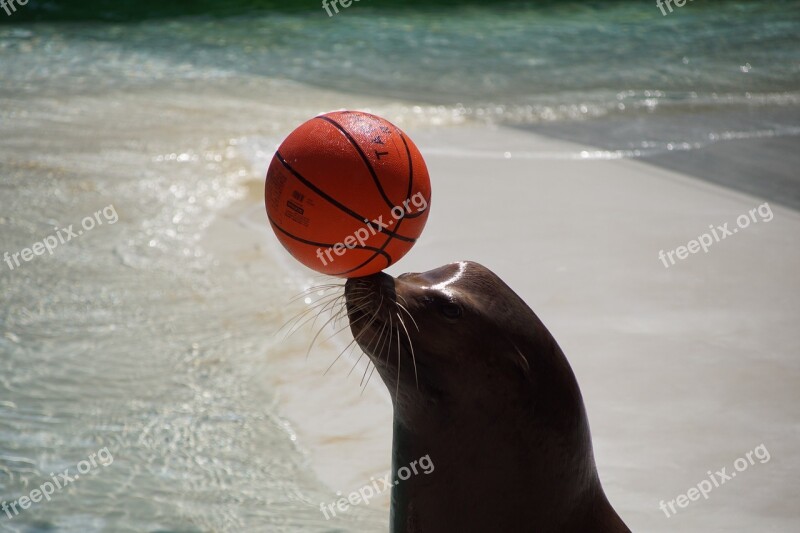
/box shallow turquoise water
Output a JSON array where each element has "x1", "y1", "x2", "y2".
[{"x1": 3, "y1": 1, "x2": 798, "y2": 152}]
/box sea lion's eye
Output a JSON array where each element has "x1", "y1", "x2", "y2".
[{"x1": 440, "y1": 303, "x2": 462, "y2": 319}]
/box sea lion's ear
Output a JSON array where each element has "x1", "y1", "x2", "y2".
[{"x1": 509, "y1": 340, "x2": 532, "y2": 380}]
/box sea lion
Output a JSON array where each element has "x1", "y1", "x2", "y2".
[{"x1": 344, "y1": 261, "x2": 631, "y2": 533}]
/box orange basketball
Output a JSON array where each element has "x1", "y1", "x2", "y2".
[{"x1": 265, "y1": 111, "x2": 432, "y2": 278}]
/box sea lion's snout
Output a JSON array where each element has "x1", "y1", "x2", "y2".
[
  {"x1": 344, "y1": 271, "x2": 427, "y2": 389},
  {"x1": 344, "y1": 272, "x2": 396, "y2": 339},
  {"x1": 345, "y1": 271, "x2": 395, "y2": 295}
]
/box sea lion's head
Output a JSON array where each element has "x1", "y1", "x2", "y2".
[
  {"x1": 344, "y1": 261, "x2": 582, "y2": 425},
  {"x1": 343, "y1": 262, "x2": 628, "y2": 532}
]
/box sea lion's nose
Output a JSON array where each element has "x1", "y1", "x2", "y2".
[{"x1": 345, "y1": 271, "x2": 395, "y2": 295}]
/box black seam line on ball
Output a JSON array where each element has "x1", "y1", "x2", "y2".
[
  {"x1": 398, "y1": 132, "x2": 427, "y2": 220},
  {"x1": 329, "y1": 131, "x2": 417, "y2": 277},
  {"x1": 398, "y1": 131, "x2": 427, "y2": 220},
  {"x1": 330, "y1": 225, "x2": 394, "y2": 277},
  {"x1": 275, "y1": 151, "x2": 416, "y2": 244},
  {"x1": 268, "y1": 214, "x2": 393, "y2": 266},
  {"x1": 316, "y1": 115, "x2": 397, "y2": 211},
  {"x1": 401, "y1": 132, "x2": 414, "y2": 199},
  {"x1": 329, "y1": 248, "x2": 391, "y2": 277}
]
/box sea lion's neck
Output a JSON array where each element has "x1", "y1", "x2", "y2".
[{"x1": 388, "y1": 378, "x2": 627, "y2": 532}]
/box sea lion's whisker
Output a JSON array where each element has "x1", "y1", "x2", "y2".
[
  {"x1": 361, "y1": 312, "x2": 392, "y2": 392},
  {"x1": 322, "y1": 314, "x2": 363, "y2": 345},
  {"x1": 394, "y1": 323, "x2": 402, "y2": 398},
  {"x1": 376, "y1": 312, "x2": 393, "y2": 367},
  {"x1": 344, "y1": 305, "x2": 372, "y2": 322},
  {"x1": 346, "y1": 294, "x2": 370, "y2": 306},
  {"x1": 342, "y1": 290, "x2": 371, "y2": 302},
  {"x1": 344, "y1": 292, "x2": 372, "y2": 308},
  {"x1": 298, "y1": 284, "x2": 345, "y2": 302},
  {"x1": 359, "y1": 362, "x2": 374, "y2": 395},
  {"x1": 395, "y1": 300, "x2": 420, "y2": 332},
  {"x1": 358, "y1": 329, "x2": 383, "y2": 386},
  {"x1": 312, "y1": 293, "x2": 348, "y2": 329},
  {"x1": 331, "y1": 304, "x2": 345, "y2": 329},
  {"x1": 348, "y1": 348, "x2": 367, "y2": 378},
  {"x1": 360, "y1": 315, "x2": 392, "y2": 385},
  {"x1": 330, "y1": 296, "x2": 356, "y2": 328},
  {"x1": 396, "y1": 293, "x2": 416, "y2": 315},
  {"x1": 365, "y1": 316, "x2": 386, "y2": 362},
  {"x1": 358, "y1": 312, "x2": 391, "y2": 386},
  {"x1": 326, "y1": 343, "x2": 358, "y2": 377},
  {"x1": 343, "y1": 291, "x2": 371, "y2": 310},
  {"x1": 345, "y1": 285, "x2": 371, "y2": 293},
  {"x1": 367, "y1": 310, "x2": 391, "y2": 353},
  {"x1": 355, "y1": 319, "x2": 387, "y2": 380},
  {"x1": 306, "y1": 274, "x2": 344, "y2": 289},
  {"x1": 280, "y1": 297, "x2": 335, "y2": 335},
  {"x1": 288, "y1": 283, "x2": 344, "y2": 303},
  {"x1": 298, "y1": 292, "x2": 347, "y2": 339},
  {"x1": 323, "y1": 327, "x2": 365, "y2": 376},
  {"x1": 361, "y1": 361, "x2": 379, "y2": 395},
  {"x1": 396, "y1": 311, "x2": 419, "y2": 389},
  {"x1": 343, "y1": 300, "x2": 375, "y2": 325},
  {"x1": 306, "y1": 302, "x2": 351, "y2": 359},
  {"x1": 284, "y1": 289, "x2": 343, "y2": 315},
  {"x1": 280, "y1": 292, "x2": 344, "y2": 336},
  {"x1": 351, "y1": 294, "x2": 384, "y2": 348},
  {"x1": 362, "y1": 313, "x2": 392, "y2": 393},
  {"x1": 283, "y1": 296, "x2": 343, "y2": 339},
  {"x1": 342, "y1": 295, "x2": 369, "y2": 309},
  {"x1": 291, "y1": 284, "x2": 341, "y2": 300}
]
